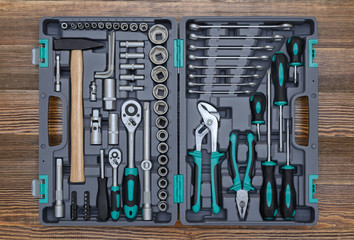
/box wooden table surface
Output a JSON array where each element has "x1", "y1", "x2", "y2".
[{"x1": 1, "y1": 0, "x2": 354, "y2": 239}]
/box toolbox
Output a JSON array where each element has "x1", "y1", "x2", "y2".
[{"x1": 32, "y1": 16, "x2": 318, "y2": 226}]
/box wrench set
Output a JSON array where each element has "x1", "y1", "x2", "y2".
[{"x1": 33, "y1": 16, "x2": 318, "y2": 226}]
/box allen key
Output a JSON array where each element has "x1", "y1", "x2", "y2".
[
  {"x1": 95, "y1": 32, "x2": 115, "y2": 79},
  {"x1": 188, "y1": 44, "x2": 274, "y2": 51},
  {"x1": 188, "y1": 74, "x2": 260, "y2": 79},
  {"x1": 188, "y1": 64, "x2": 263, "y2": 70},
  {"x1": 189, "y1": 33, "x2": 284, "y2": 41},
  {"x1": 188, "y1": 54, "x2": 269, "y2": 61},
  {"x1": 189, "y1": 23, "x2": 293, "y2": 31}
]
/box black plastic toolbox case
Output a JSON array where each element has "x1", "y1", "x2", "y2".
[{"x1": 32, "y1": 16, "x2": 318, "y2": 226}]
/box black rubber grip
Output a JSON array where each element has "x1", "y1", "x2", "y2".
[
  {"x1": 260, "y1": 162, "x2": 278, "y2": 220},
  {"x1": 97, "y1": 177, "x2": 109, "y2": 221},
  {"x1": 286, "y1": 36, "x2": 305, "y2": 65},
  {"x1": 271, "y1": 52, "x2": 289, "y2": 106},
  {"x1": 250, "y1": 93, "x2": 266, "y2": 124},
  {"x1": 122, "y1": 167, "x2": 140, "y2": 219},
  {"x1": 280, "y1": 166, "x2": 296, "y2": 219}
]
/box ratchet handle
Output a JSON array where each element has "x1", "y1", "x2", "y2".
[
  {"x1": 189, "y1": 150, "x2": 202, "y2": 213},
  {"x1": 210, "y1": 151, "x2": 224, "y2": 214},
  {"x1": 228, "y1": 133, "x2": 241, "y2": 192},
  {"x1": 122, "y1": 167, "x2": 140, "y2": 219},
  {"x1": 243, "y1": 133, "x2": 256, "y2": 191},
  {"x1": 110, "y1": 186, "x2": 120, "y2": 220}
]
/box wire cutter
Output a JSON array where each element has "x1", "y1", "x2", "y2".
[
  {"x1": 189, "y1": 102, "x2": 224, "y2": 214},
  {"x1": 228, "y1": 131, "x2": 256, "y2": 220}
]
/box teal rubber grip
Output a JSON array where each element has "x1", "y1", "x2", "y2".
[
  {"x1": 122, "y1": 167, "x2": 139, "y2": 219},
  {"x1": 280, "y1": 165, "x2": 296, "y2": 220},
  {"x1": 110, "y1": 186, "x2": 120, "y2": 220},
  {"x1": 260, "y1": 161, "x2": 278, "y2": 220},
  {"x1": 243, "y1": 133, "x2": 256, "y2": 191},
  {"x1": 188, "y1": 150, "x2": 202, "y2": 212},
  {"x1": 210, "y1": 151, "x2": 224, "y2": 214},
  {"x1": 271, "y1": 52, "x2": 289, "y2": 106},
  {"x1": 287, "y1": 36, "x2": 304, "y2": 66},
  {"x1": 228, "y1": 133, "x2": 242, "y2": 192}
]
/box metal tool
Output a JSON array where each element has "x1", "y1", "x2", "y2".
[
  {"x1": 189, "y1": 23, "x2": 293, "y2": 31},
  {"x1": 149, "y1": 46, "x2": 169, "y2": 65},
  {"x1": 91, "y1": 22, "x2": 98, "y2": 29},
  {"x1": 105, "y1": 22, "x2": 112, "y2": 30},
  {"x1": 109, "y1": 148, "x2": 122, "y2": 220},
  {"x1": 55, "y1": 55, "x2": 61, "y2": 92},
  {"x1": 120, "y1": 41, "x2": 144, "y2": 48},
  {"x1": 154, "y1": 100, "x2": 168, "y2": 115},
  {"x1": 188, "y1": 64, "x2": 263, "y2": 70},
  {"x1": 120, "y1": 63, "x2": 145, "y2": 70},
  {"x1": 250, "y1": 93, "x2": 266, "y2": 141},
  {"x1": 113, "y1": 22, "x2": 120, "y2": 30},
  {"x1": 272, "y1": 52, "x2": 289, "y2": 152},
  {"x1": 139, "y1": 23, "x2": 148, "y2": 32},
  {"x1": 280, "y1": 119, "x2": 296, "y2": 219},
  {"x1": 103, "y1": 78, "x2": 116, "y2": 111},
  {"x1": 188, "y1": 44, "x2": 274, "y2": 51},
  {"x1": 98, "y1": 22, "x2": 105, "y2": 29},
  {"x1": 287, "y1": 36, "x2": 304, "y2": 85},
  {"x1": 260, "y1": 69, "x2": 278, "y2": 220},
  {"x1": 77, "y1": 22, "x2": 84, "y2": 30},
  {"x1": 157, "y1": 142, "x2": 169, "y2": 154},
  {"x1": 109, "y1": 113, "x2": 119, "y2": 145},
  {"x1": 119, "y1": 85, "x2": 144, "y2": 92},
  {"x1": 158, "y1": 177, "x2": 168, "y2": 189},
  {"x1": 141, "y1": 102, "x2": 152, "y2": 221},
  {"x1": 158, "y1": 189, "x2": 168, "y2": 201},
  {"x1": 89, "y1": 81, "x2": 97, "y2": 101},
  {"x1": 121, "y1": 23, "x2": 129, "y2": 31},
  {"x1": 95, "y1": 31, "x2": 115, "y2": 79},
  {"x1": 188, "y1": 90, "x2": 251, "y2": 95},
  {"x1": 189, "y1": 33, "x2": 284, "y2": 41},
  {"x1": 188, "y1": 54, "x2": 269, "y2": 61},
  {"x1": 158, "y1": 201, "x2": 168, "y2": 212},
  {"x1": 153, "y1": 84, "x2": 169, "y2": 100},
  {"x1": 70, "y1": 23, "x2": 77, "y2": 30},
  {"x1": 84, "y1": 22, "x2": 91, "y2": 30},
  {"x1": 151, "y1": 66, "x2": 169, "y2": 83},
  {"x1": 53, "y1": 38, "x2": 103, "y2": 183},
  {"x1": 157, "y1": 129, "x2": 168, "y2": 141},
  {"x1": 120, "y1": 53, "x2": 144, "y2": 59},
  {"x1": 70, "y1": 191, "x2": 78, "y2": 220},
  {"x1": 130, "y1": 23, "x2": 138, "y2": 31},
  {"x1": 54, "y1": 158, "x2": 64, "y2": 218},
  {"x1": 158, "y1": 166, "x2": 169, "y2": 177},
  {"x1": 188, "y1": 102, "x2": 224, "y2": 214},
  {"x1": 90, "y1": 109, "x2": 101, "y2": 145},
  {"x1": 155, "y1": 116, "x2": 169, "y2": 129},
  {"x1": 188, "y1": 82, "x2": 256, "y2": 87},
  {"x1": 228, "y1": 132, "x2": 256, "y2": 220},
  {"x1": 148, "y1": 24, "x2": 168, "y2": 44},
  {"x1": 188, "y1": 73, "x2": 260, "y2": 79},
  {"x1": 97, "y1": 149, "x2": 109, "y2": 221},
  {"x1": 83, "y1": 191, "x2": 91, "y2": 221},
  {"x1": 61, "y1": 22, "x2": 68, "y2": 30},
  {"x1": 120, "y1": 74, "x2": 144, "y2": 81},
  {"x1": 158, "y1": 155, "x2": 169, "y2": 165},
  {"x1": 121, "y1": 100, "x2": 142, "y2": 219}
]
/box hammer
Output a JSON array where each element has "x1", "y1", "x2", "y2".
[{"x1": 54, "y1": 38, "x2": 103, "y2": 183}]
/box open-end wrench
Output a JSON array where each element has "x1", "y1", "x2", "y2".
[
  {"x1": 189, "y1": 90, "x2": 251, "y2": 95},
  {"x1": 121, "y1": 100, "x2": 142, "y2": 219},
  {"x1": 188, "y1": 54, "x2": 269, "y2": 61},
  {"x1": 188, "y1": 44, "x2": 274, "y2": 51},
  {"x1": 189, "y1": 23, "x2": 293, "y2": 31},
  {"x1": 109, "y1": 148, "x2": 122, "y2": 220},
  {"x1": 188, "y1": 82, "x2": 256, "y2": 87},
  {"x1": 189, "y1": 33, "x2": 284, "y2": 42},
  {"x1": 188, "y1": 74, "x2": 260, "y2": 79},
  {"x1": 188, "y1": 64, "x2": 263, "y2": 71}
]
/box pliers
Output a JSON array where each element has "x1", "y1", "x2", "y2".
[
  {"x1": 228, "y1": 131, "x2": 256, "y2": 220},
  {"x1": 189, "y1": 102, "x2": 224, "y2": 214}
]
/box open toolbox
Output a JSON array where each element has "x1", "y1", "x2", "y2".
[{"x1": 32, "y1": 16, "x2": 318, "y2": 226}]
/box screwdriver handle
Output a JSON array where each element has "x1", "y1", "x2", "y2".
[
  {"x1": 97, "y1": 177, "x2": 109, "y2": 221},
  {"x1": 122, "y1": 167, "x2": 140, "y2": 219},
  {"x1": 188, "y1": 150, "x2": 202, "y2": 213},
  {"x1": 280, "y1": 165, "x2": 296, "y2": 219},
  {"x1": 228, "y1": 133, "x2": 241, "y2": 192},
  {"x1": 271, "y1": 52, "x2": 289, "y2": 106},
  {"x1": 250, "y1": 93, "x2": 266, "y2": 125},
  {"x1": 210, "y1": 151, "x2": 224, "y2": 214},
  {"x1": 110, "y1": 186, "x2": 120, "y2": 220},
  {"x1": 286, "y1": 36, "x2": 304, "y2": 66},
  {"x1": 243, "y1": 133, "x2": 256, "y2": 191},
  {"x1": 260, "y1": 161, "x2": 278, "y2": 220}
]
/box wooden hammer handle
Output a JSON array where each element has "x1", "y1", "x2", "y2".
[{"x1": 70, "y1": 50, "x2": 85, "y2": 183}]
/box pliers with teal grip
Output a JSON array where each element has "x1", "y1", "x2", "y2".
[
  {"x1": 228, "y1": 131, "x2": 256, "y2": 220},
  {"x1": 189, "y1": 102, "x2": 224, "y2": 214}
]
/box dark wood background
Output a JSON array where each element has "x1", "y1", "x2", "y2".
[{"x1": 0, "y1": 0, "x2": 353, "y2": 239}]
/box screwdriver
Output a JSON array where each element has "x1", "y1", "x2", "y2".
[
  {"x1": 250, "y1": 93, "x2": 266, "y2": 141},
  {"x1": 271, "y1": 52, "x2": 289, "y2": 152},
  {"x1": 280, "y1": 119, "x2": 296, "y2": 220},
  {"x1": 286, "y1": 36, "x2": 304, "y2": 85},
  {"x1": 97, "y1": 149, "x2": 109, "y2": 221},
  {"x1": 260, "y1": 69, "x2": 278, "y2": 220}
]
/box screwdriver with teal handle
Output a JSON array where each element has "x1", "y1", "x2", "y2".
[
  {"x1": 250, "y1": 93, "x2": 266, "y2": 141},
  {"x1": 280, "y1": 119, "x2": 296, "y2": 220},
  {"x1": 260, "y1": 69, "x2": 278, "y2": 220},
  {"x1": 271, "y1": 52, "x2": 289, "y2": 152},
  {"x1": 286, "y1": 36, "x2": 304, "y2": 85}
]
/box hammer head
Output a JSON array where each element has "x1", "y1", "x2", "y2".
[{"x1": 54, "y1": 38, "x2": 103, "y2": 50}]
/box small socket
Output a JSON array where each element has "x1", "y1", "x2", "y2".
[
  {"x1": 157, "y1": 129, "x2": 168, "y2": 142},
  {"x1": 158, "y1": 189, "x2": 168, "y2": 201},
  {"x1": 130, "y1": 23, "x2": 138, "y2": 31},
  {"x1": 91, "y1": 22, "x2": 98, "y2": 29},
  {"x1": 154, "y1": 100, "x2": 168, "y2": 115},
  {"x1": 121, "y1": 23, "x2": 128, "y2": 31},
  {"x1": 158, "y1": 201, "x2": 168, "y2": 212},
  {"x1": 77, "y1": 22, "x2": 84, "y2": 30},
  {"x1": 70, "y1": 23, "x2": 77, "y2": 30},
  {"x1": 139, "y1": 23, "x2": 148, "y2": 32},
  {"x1": 158, "y1": 177, "x2": 168, "y2": 189},
  {"x1": 157, "y1": 142, "x2": 169, "y2": 154},
  {"x1": 98, "y1": 22, "x2": 105, "y2": 29},
  {"x1": 105, "y1": 22, "x2": 112, "y2": 30},
  {"x1": 113, "y1": 22, "x2": 120, "y2": 30},
  {"x1": 61, "y1": 22, "x2": 68, "y2": 30},
  {"x1": 151, "y1": 66, "x2": 169, "y2": 83},
  {"x1": 158, "y1": 166, "x2": 169, "y2": 177},
  {"x1": 84, "y1": 22, "x2": 91, "y2": 30},
  {"x1": 155, "y1": 116, "x2": 169, "y2": 129},
  {"x1": 157, "y1": 155, "x2": 169, "y2": 165},
  {"x1": 153, "y1": 84, "x2": 169, "y2": 100},
  {"x1": 149, "y1": 46, "x2": 169, "y2": 65}
]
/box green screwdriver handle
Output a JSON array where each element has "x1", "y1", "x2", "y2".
[
  {"x1": 243, "y1": 133, "x2": 256, "y2": 191},
  {"x1": 286, "y1": 36, "x2": 304, "y2": 66},
  {"x1": 271, "y1": 52, "x2": 289, "y2": 106},
  {"x1": 228, "y1": 133, "x2": 242, "y2": 192},
  {"x1": 280, "y1": 165, "x2": 296, "y2": 220},
  {"x1": 110, "y1": 186, "x2": 120, "y2": 220},
  {"x1": 250, "y1": 93, "x2": 266, "y2": 125},
  {"x1": 122, "y1": 167, "x2": 140, "y2": 219},
  {"x1": 260, "y1": 161, "x2": 278, "y2": 220}
]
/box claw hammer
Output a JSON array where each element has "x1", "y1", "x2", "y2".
[{"x1": 54, "y1": 38, "x2": 103, "y2": 183}]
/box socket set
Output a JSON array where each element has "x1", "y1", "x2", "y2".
[{"x1": 32, "y1": 16, "x2": 318, "y2": 226}]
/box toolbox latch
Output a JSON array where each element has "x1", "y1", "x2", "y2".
[
  {"x1": 308, "y1": 174, "x2": 318, "y2": 203},
  {"x1": 174, "y1": 39, "x2": 184, "y2": 69},
  {"x1": 174, "y1": 175, "x2": 184, "y2": 203},
  {"x1": 308, "y1": 39, "x2": 318, "y2": 68},
  {"x1": 32, "y1": 39, "x2": 49, "y2": 67},
  {"x1": 31, "y1": 175, "x2": 49, "y2": 203}
]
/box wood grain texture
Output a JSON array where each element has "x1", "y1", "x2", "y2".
[{"x1": 0, "y1": 0, "x2": 353, "y2": 239}]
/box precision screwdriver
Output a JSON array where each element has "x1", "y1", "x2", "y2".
[
  {"x1": 286, "y1": 36, "x2": 304, "y2": 85},
  {"x1": 271, "y1": 52, "x2": 289, "y2": 152},
  {"x1": 260, "y1": 69, "x2": 278, "y2": 220},
  {"x1": 249, "y1": 93, "x2": 266, "y2": 141},
  {"x1": 280, "y1": 119, "x2": 296, "y2": 220},
  {"x1": 97, "y1": 149, "x2": 109, "y2": 221}
]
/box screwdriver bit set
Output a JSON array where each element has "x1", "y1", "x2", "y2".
[{"x1": 32, "y1": 16, "x2": 318, "y2": 226}]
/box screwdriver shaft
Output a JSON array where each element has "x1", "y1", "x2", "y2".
[
  {"x1": 267, "y1": 69, "x2": 271, "y2": 162},
  {"x1": 294, "y1": 66, "x2": 298, "y2": 85},
  {"x1": 279, "y1": 106, "x2": 283, "y2": 152},
  {"x1": 287, "y1": 119, "x2": 290, "y2": 166}
]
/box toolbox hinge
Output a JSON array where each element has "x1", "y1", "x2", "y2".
[
  {"x1": 32, "y1": 175, "x2": 49, "y2": 203},
  {"x1": 174, "y1": 39, "x2": 184, "y2": 69},
  {"x1": 174, "y1": 174, "x2": 184, "y2": 203},
  {"x1": 308, "y1": 174, "x2": 318, "y2": 203},
  {"x1": 32, "y1": 39, "x2": 49, "y2": 67},
  {"x1": 308, "y1": 39, "x2": 318, "y2": 68}
]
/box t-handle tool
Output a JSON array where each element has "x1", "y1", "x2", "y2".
[
  {"x1": 189, "y1": 102, "x2": 224, "y2": 214},
  {"x1": 121, "y1": 100, "x2": 142, "y2": 219},
  {"x1": 260, "y1": 69, "x2": 278, "y2": 220},
  {"x1": 109, "y1": 148, "x2": 122, "y2": 220},
  {"x1": 250, "y1": 93, "x2": 266, "y2": 141},
  {"x1": 97, "y1": 149, "x2": 109, "y2": 221},
  {"x1": 228, "y1": 131, "x2": 256, "y2": 220},
  {"x1": 286, "y1": 36, "x2": 304, "y2": 85},
  {"x1": 54, "y1": 38, "x2": 103, "y2": 183},
  {"x1": 280, "y1": 119, "x2": 296, "y2": 219},
  {"x1": 271, "y1": 52, "x2": 289, "y2": 152}
]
